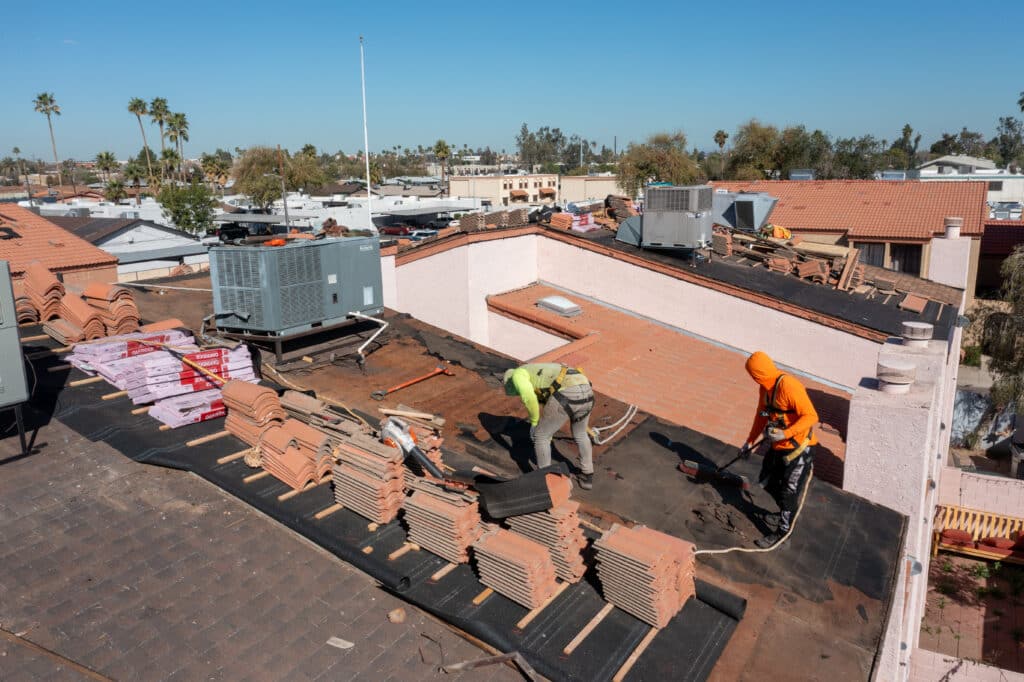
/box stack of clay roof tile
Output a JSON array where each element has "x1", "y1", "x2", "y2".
[
  {"x1": 42, "y1": 318, "x2": 85, "y2": 344},
  {"x1": 23, "y1": 261, "x2": 64, "y2": 321},
  {"x1": 12, "y1": 281, "x2": 39, "y2": 324},
  {"x1": 400, "y1": 424, "x2": 445, "y2": 487},
  {"x1": 149, "y1": 390, "x2": 225, "y2": 429},
  {"x1": 472, "y1": 525, "x2": 560, "y2": 609},
  {"x1": 711, "y1": 231, "x2": 733, "y2": 257},
  {"x1": 125, "y1": 346, "x2": 254, "y2": 404},
  {"x1": 795, "y1": 259, "x2": 829, "y2": 284},
  {"x1": 485, "y1": 210, "x2": 508, "y2": 228},
  {"x1": 507, "y1": 208, "x2": 530, "y2": 226},
  {"x1": 766, "y1": 256, "x2": 794, "y2": 275},
  {"x1": 461, "y1": 213, "x2": 486, "y2": 231},
  {"x1": 404, "y1": 480, "x2": 483, "y2": 564},
  {"x1": 549, "y1": 213, "x2": 574, "y2": 230},
  {"x1": 332, "y1": 432, "x2": 405, "y2": 523},
  {"x1": 58, "y1": 293, "x2": 106, "y2": 340},
  {"x1": 67, "y1": 330, "x2": 193, "y2": 373},
  {"x1": 223, "y1": 380, "x2": 286, "y2": 447},
  {"x1": 607, "y1": 196, "x2": 637, "y2": 221},
  {"x1": 506, "y1": 499, "x2": 587, "y2": 583},
  {"x1": 259, "y1": 418, "x2": 334, "y2": 490},
  {"x1": 81, "y1": 282, "x2": 140, "y2": 335},
  {"x1": 280, "y1": 390, "x2": 327, "y2": 421},
  {"x1": 593, "y1": 524, "x2": 696, "y2": 628}
]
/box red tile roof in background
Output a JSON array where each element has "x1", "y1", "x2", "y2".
[
  {"x1": 710, "y1": 180, "x2": 986, "y2": 241},
  {"x1": 0, "y1": 205, "x2": 118, "y2": 276},
  {"x1": 981, "y1": 220, "x2": 1024, "y2": 256}
]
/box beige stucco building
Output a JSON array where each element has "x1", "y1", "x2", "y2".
[
  {"x1": 447, "y1": 174, "x2": 558, "y2": 207},
  {"x1": 559, "y1": 175, "x2": 627, "y2": 203}
]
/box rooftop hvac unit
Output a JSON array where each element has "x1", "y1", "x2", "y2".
[
  {"x1": 640, "y1": 185, "x2": 714, "y2": 250},
  {"x1": 210, "y1": 237, "x2": 383, "y2": 336}
]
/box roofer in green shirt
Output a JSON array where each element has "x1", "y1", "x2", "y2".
[{"x1": 502, "y1": 363, "x2": 596, "y2": 489}]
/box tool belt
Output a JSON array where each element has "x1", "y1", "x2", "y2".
[
  {"x1": 781, "y1": 437, "x2": 811, "y2": 464},
  {"x1": 535, "y1": 365, "x2": 585, "y2": 403}
]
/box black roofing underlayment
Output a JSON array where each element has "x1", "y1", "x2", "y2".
[
  {"x1": 576, "y1": 230, "x2": 958, "y2": 339},
  {"x1": 27, "y1": 352, "x2": 743, "y2": 682}
]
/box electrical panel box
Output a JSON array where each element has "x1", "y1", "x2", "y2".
[
  {"x1": 0, "y1": 261, "x2": 30, "y2": 407},
  {"x1": 210, "y1": 237, "x2": 384, "y2": 336}
]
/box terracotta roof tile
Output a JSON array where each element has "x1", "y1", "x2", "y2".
[
  {"x1": 710, "y1": 180, "x2": 986, "y2": 240},
  {"x1": 0, "y1": 205, "x2": 118, "y2": 276}
]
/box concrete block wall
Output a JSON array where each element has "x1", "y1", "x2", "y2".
[{"x1": 939, "y1": 467, "x2": 1024, "y2": 516}]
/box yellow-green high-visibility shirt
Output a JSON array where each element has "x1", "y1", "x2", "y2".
[{"x1": 506, "y1": 363, "x2": 589, "y2": 426}]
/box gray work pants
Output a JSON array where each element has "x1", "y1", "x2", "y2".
[{"x1": 531, "y1": 384, "x2": 594, "y2": 474}]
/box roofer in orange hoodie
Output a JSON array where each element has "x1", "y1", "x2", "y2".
[{"x1": 741, "y1": 351, "x2": 818, "y2": 548}]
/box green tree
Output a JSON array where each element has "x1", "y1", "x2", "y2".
[
  {"x1": 149, "y1": 97, "x2": 170, "y2": 179},
  {"x1": 158, "y1": 179, "x2": 217, "y2": 234},
  {"x1": 888, "y1": 124, "x2": 921, "y2": 170},
  {"x1": 714, "y1": 130, "x2": 729, "y2": 150},
  {"x1": 95, "y1": 151, "x2": 117, "y2": 182},
  {"x1": 988, "y1": 246, "x2": 1024, "y2": 413},
  {"x1": 122, "y1": 160, "x2": 145, "y2": 206},
  {"x1": 33, "y1": 92, "x2": 62, "y2": 187},
  {"x1": 200, "y1": 153, "x2": 230, "y2": 193},
  {"x1": 160, "y1": 148, "x2": 180, "y2": 179},
  {"x1": 831, "y1": 135, "x2": 885, "y2": 179},
  {"x1": 127, "y1": 98, "x2": 154, "y2": 181},
  {"x1": 995, "y1": 117, "x2": 1024, "y2": 166},
  {"x1": 232, "y1": 146, "x2": 282, "y2": 209},
  {"x1": 105, "y1": 179, "x2": 127, "y2": 203},
  {"x1": 617, "y1": 132, "x2": 701, "y2": 197},
  {"x1": 727, "y1": 120, "x2": 779, "y2": 179},
  {"x1": 300, "y1": 143, "x2": 317, "y2": 158},
  {"x1": 1018, "y1": 90, "x2": 1024, "y2": 113}
]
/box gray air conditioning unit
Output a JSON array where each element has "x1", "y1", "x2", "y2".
[
  {"x1": 640, "y1": 185, "x2": 714, "y2": 250},
  {"x1": 210, "y1": 237, "x2": 384, "y2": 336}
]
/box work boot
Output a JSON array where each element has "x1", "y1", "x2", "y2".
[
  {"x1": 577, "y1": 473, "x2": 593, "y2": 490},
  {"x1": 762, "y1": 512, "x2": 780, "y2": 531},
  {"x1": 754, "y1": 532, "x2": 783, "y2": 549}
]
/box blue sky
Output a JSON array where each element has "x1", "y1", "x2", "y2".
[{"x1": 1, "y1": 0, "x2": 1022, "y2": 162}]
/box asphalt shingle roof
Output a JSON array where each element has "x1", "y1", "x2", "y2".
[
  {"x1": 0, "y1": 205, "x2": 118, "y2": 276},
  {"x1": 710, "y1": 180, "x2": 987, "y2": 241}
]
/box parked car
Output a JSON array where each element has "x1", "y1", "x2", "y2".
[
  {"x1": 379, "y1": 224, "x2": 415, "y2": 236},
  {"x1": 408, "y1": 229, "x2": 439, "y2": 241}
]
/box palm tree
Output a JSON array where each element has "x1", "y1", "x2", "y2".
[
  {"x1": 105, "y1": 179, "x2": 127, "y2": 203},
  {"x1": 149, "y1": 97, "x2": 170, "y2": 179},
  {"x1": 433, "y1": 139, "x2": 450, "y2": 190},
  {"x1": 33, "y1": 93, "x2": 63, "y2": 187},
  {"x1": 122, "y1": 160, "x2": 145, "y2": 206},
  {"x1": 201, "y1": 153, "x2": 229, "y2": 194},
  {"x1": 12, "y1": 147, "x2": 25, "y2": 188},
  {"x1": 167, "y1": 112, "x2": 189, "y2": 181},
  {"x1": 714, "y1": 130, "x2": 729, "y2": 151},
  {"x1": 1019, "y1": 90, "x2": 1024, "y2": 113},
  {"x1": 160, "y1": 148, "x2": 180, "y2": 180},
  {"x1": 95, "y1": 151, "x2": 117, "y2": 182},
  {"x1": 127, "y1": 98, "x2": 154, "y2": 182}
]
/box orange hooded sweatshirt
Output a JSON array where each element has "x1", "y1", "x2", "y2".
[{"x1": 744, "y1": 351, "x2": 819, "y2": 450}]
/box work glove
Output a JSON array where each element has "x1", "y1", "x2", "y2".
[
  {"x1": 767, "y1": 426, "x2": 787, "y2": 443},
  {"x1": 738, "y1": 442, "x2": 753, "y2": 460}
]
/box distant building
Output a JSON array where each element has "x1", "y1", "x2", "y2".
[
  {"x1": 0, "y1": 205, "x2": 119, "y2": 285},
  {"x1": 48, "y1": 216, "x2": 209, "y2": 282},
  {"x1": 559, "y1": 175, "x2": 627, "y2": 203},
  {"x1": 712, "y1": 180, "x2": 987, "y2": 299},
  {"x1": 917, "y1": 155, "x2": 1024, "y2": 204},
  {"x1": 448, "y1": 174, "x2": 558, "y2": 207}
]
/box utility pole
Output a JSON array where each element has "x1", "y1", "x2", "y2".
[
  {"x1": 359, "y1": 36, "x2": 372, "y2": 229},
  {"x1": 276, "y1": 145, "x2": 290, "y2": 229}
]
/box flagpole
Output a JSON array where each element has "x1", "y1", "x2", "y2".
[{"x1": 359, "y1": 36, "x2": 372, "y2": 229}]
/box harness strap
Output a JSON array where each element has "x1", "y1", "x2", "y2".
[
  {"x1": 535, "y1": 365, "x2": 581, "y2": 402},
  {"x1": 763, "y1": 374, "x2": 814, "y2": 449}
]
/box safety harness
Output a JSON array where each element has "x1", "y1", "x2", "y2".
[
  {"x1": 535, "y1": 365, "x2": 589, "y2": 404},
  {"x1": 762, "y1": 374, "x2": 812, "y2": 463}
]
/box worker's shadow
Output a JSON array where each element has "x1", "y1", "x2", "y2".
[
  {"x1": 649, "y1": 432, "x2": 775, "y2": 536},
  {"x1": 477, "y1": 412, "x2": 582, "y2": 475}
]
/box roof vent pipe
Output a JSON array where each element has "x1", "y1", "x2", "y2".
[
  {"x1": 877, "y1": 358, "x2": 916, "y2": 394},
  {"x1": 901, "y1": 321, "x2": 933, "y2": 348},
  {"x1": 944, "y1": 216, "x2": 963, "y2": 239}
]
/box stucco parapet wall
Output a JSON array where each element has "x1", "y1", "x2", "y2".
[
  {"x1": 878, "y1": 338, "x2": 951, "y2": 382},
  {"x1": 390, "y1": 226, "x2": 890, "y2": 343},
  {"x1": 486, "y1": 293, "x2": 587, "y2": 341}
]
